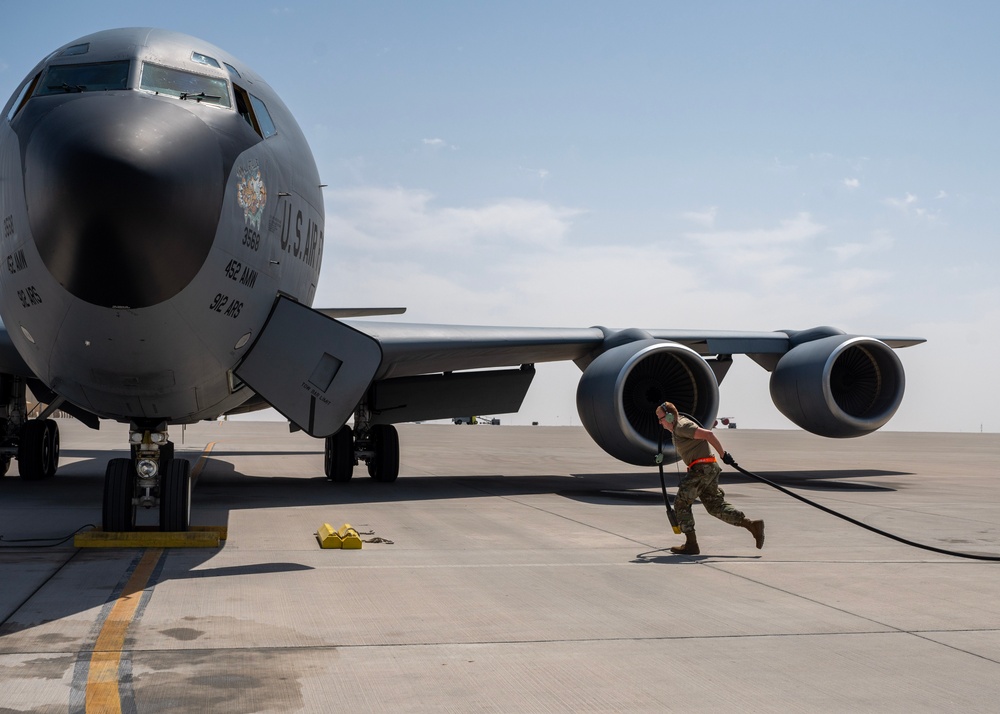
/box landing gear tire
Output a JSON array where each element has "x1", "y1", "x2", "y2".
[
  {"x1": 160, "y1": 459, "x2": 191, "y2": 532},
  {"x1": 367, "y1": 424, "x2": 399, "y2": 482},
  {"x1": 325, "y1": 425, "x2": 354, "y2": 482},
  {"x1": 17, "y1": 419, "x2": 59, "y2": 480},
  {"x1": 103, "y1": 458, "x2": 136, "y2": 532},
  {"x1": 159, "y1": 441, "x2": 175, "y2": 470}
]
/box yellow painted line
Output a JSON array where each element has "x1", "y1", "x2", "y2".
[
  {"x1": 86, "y1": 548, "x2": 163, "y2": 713},
  {"x1": 190, "y1": 440, "x2": 216, "y2": 486},
  {"x1": 79, "y1": 442, "x2": 221, "y2": 708}
]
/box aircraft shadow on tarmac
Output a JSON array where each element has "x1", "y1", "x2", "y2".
[
  {"x1": 6, "y1": 451, "x2": 911, "y2": 514},
  {"x1": 0, "y1": 453, "x2": 318, "y2": 640},
  {"x1": 1, "y1": 453, "x2": 911, "y2": 639}
]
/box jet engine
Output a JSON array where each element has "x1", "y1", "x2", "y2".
[
  {"x1": 769, "y1": 333, "x2": 905, "y2": 437},
  {"x1": 576, "y1": 339, "x2": 719, "y2": 465}
]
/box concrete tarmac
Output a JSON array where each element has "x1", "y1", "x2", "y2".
[{"x1": 2, "y1": 420, "x2": 1000, "y2": 712}]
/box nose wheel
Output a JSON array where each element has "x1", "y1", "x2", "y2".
[
  {"x1": 101, "y1": 426, "x2": 189, "y2": 531},
  {"x1": 102, "y1": 458, "x2": 137, "y2": 531},
  {"x1": 160, "y1": 459, "x2": 191, "y2": 531}
]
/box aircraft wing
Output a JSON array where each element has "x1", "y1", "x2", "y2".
[{"x1": 234, "y1": 296, "x2": 923, "y2": 459}]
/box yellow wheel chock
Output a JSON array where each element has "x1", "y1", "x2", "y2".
[{"x1": 316, "y1": 523, "x2": 363, "y2": 549}]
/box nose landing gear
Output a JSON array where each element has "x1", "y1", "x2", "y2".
[{"x1": 102, "y1": 424, "x2": 189, "y2": 532}]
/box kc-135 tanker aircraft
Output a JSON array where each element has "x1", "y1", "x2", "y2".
[{"x1": 0, "y1": 28, "x2": 923, "y2": 532}]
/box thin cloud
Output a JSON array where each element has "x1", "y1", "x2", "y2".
[
  {"x1": 517, "y1": 166, "x2": 551, "y2": 182},
  {"x1": 843, "y1": 178, "x2": 860, "y2": 190},
  {"x1": 423, "y1": 138, "x2": 457, "y2": 150},
  {"x1": 884, "y1": 192, "x2": 939, "y2": 221},
  {"x1": 686, "y1": 212, "x2": 825, "y2": 249},
  {"x1": 884, "y1": 192, "x2": 918, "y2": 211},
  {"x1": 829, "y1": 230, "x2": 893, "y2": 261},
  {"x1": 681, "y1": 206, "x2": 717, "y2": 228},
  {"x1": 325, "y1": 186, "x2": 582, "y2": 254}
]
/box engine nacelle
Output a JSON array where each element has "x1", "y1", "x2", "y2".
[
  {"x1": 576, "y1": 340, "x2": 719, "y2": 465},
  {"x1": 770, "y1": 334, "x2": 905, "y2": 437}
]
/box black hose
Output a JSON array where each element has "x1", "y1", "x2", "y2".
[
  {"x1": 656, "y1": 432, "x2": 681, "y2": 533},
  {"x1": 0, "y1": 524, "x2": 95, "y2": 548},
  {"x1": 727, "y1": 459, "x2": 1000, "y2": 562}
]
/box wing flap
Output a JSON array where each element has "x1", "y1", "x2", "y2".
[{"x1": 369, "y1": 367, "x2": 535, "y2": 424}]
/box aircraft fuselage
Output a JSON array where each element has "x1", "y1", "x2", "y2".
[{"x1": 0, "y1": 28, "x2": 324, "y2": 426}]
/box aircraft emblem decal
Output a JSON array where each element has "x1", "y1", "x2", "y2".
[{"x1": 236, "y1": 160, "x2": 268, "y2": 229}]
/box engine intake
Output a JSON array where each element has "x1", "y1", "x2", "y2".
[
  {"x1": 770, "y1": 334, "x2": 905, "y2": 437},
  {"x1": 576, "y1": 340, "x2": 719, "y2": 465}
]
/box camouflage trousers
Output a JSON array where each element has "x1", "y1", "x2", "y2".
[{"x1": 674, "y1": 461, "x2": 746, "y2": 534}]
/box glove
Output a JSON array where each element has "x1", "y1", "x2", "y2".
[{"x1": 722, "y1": 451, "x2": 737, "y2": 467}]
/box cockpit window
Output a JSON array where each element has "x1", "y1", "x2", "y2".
[
  {"x1": 192, "y1": 52, "x2": 221, "y2": 69},
  {"x1": 35, "y1": 61, "x2": 129, "y2": 96},
  {"x1": 233, "y1": 84, "x2": 277, "y2": 139},
  {"x1": 249, "y1": 94, "x2": 277, "y2": 138},
  {"x1": 139, "y1": 62, "x2": 231, "y2": 108},
  {"x1": 59, "y1": 43, "x2": 90, "y2": 57},
  {"x1": 6, "y1": 74, "x2": 40, "y2": 121}
]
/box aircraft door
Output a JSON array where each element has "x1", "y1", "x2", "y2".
[{"x1": 234, "y1": 296, "x2": 382, "y2": 437}]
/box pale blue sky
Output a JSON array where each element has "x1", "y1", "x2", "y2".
[{"x1": 2, "y1": 2, "x2": 998, "y2": 431}]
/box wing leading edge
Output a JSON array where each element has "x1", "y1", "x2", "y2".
[{"x1": 345, "y1": 319, "x2": 924, "y2": 378}]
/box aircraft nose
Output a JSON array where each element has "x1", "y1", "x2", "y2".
[{"x1": 23, "y1": 93, "x2": 224, "y2": 309}]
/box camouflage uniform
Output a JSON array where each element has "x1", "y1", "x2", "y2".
[{"x1": 672, "y1": 416, "x2": 746, "y2": 534}]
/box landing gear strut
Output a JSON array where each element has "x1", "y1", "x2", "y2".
[
  {"x1": 101, "y1": 424, "x2": 188, "y2": 532},
  {"x1": 323, "y1": 406, "x2": 399, "y2": 483}
]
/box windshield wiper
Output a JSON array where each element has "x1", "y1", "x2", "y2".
[
  {"x1": 179, "y1": 91, "x2": 221, "y2": 102},
  {"x1": 47, "y1": 83, "x2": 86, "y2": 93}
]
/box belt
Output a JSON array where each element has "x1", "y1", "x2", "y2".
[{"x1": 687, "y1": 456, "x2": 717, "y2": 468}]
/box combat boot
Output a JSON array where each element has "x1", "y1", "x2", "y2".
[
  {"x1": 742, "y1": 519, "x2": 765, "y2": 549},
  {"x1": 670, "y1": 530, "x2": 700, "y2": 555}
]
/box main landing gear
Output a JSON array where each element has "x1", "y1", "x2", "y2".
[
  {"x1": 102, "y1": 424, "x2": 190, "y2": 532},
  {"x1": 324, "y1": 422, "x2": 400, "y2": 483},
  {"x1": 16, "y1": 418, "x2": 60, "y2": 479},
  {"x1": 0, "y1": 375, "x2": 60, "y2": 480}
]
